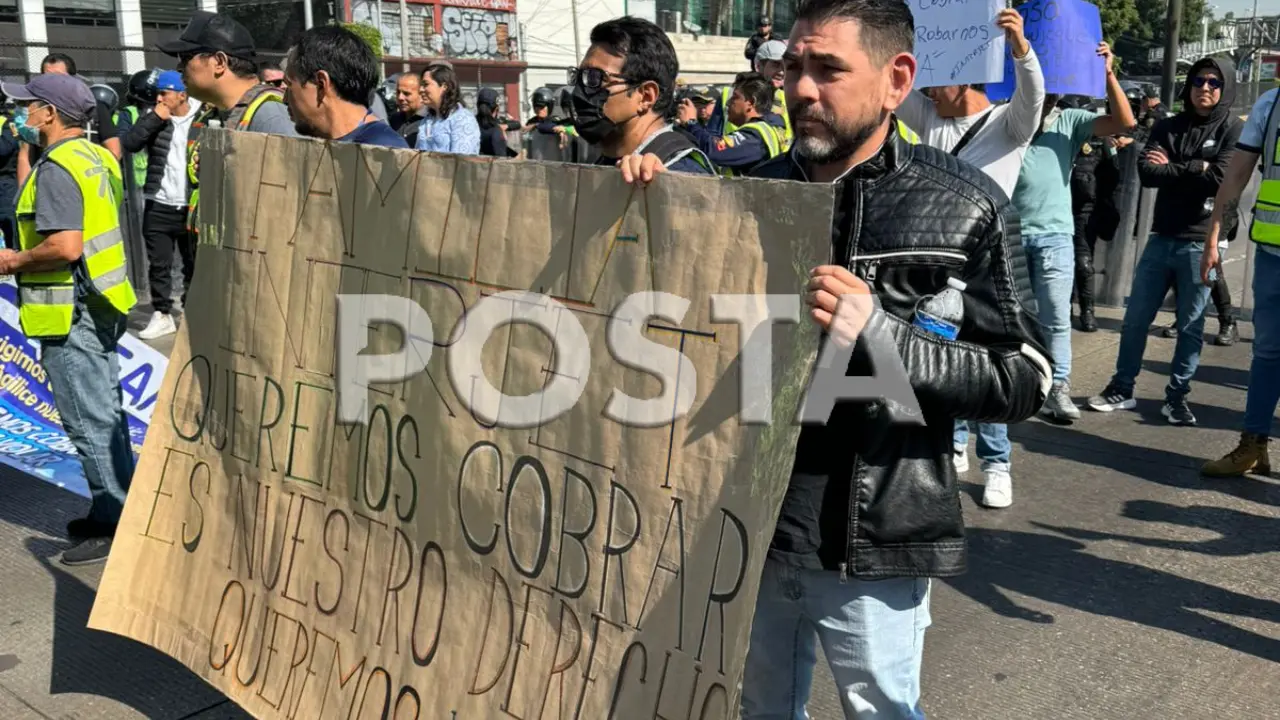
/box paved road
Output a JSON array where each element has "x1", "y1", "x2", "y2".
[{"x1": 1, "y1": 262, "x2": 1277, "y2": 719}]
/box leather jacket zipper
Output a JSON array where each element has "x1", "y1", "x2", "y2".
[{"x1": 858, "y1": 251, "x2": 967, "y2": 284}]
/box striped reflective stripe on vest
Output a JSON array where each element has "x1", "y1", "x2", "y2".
[
  {"x1": 1252, "y1": 88, "x2": 1280, "y2": 246},
  {"x1": 19, "y1": 285, "x2": 75, "y2": 306}
]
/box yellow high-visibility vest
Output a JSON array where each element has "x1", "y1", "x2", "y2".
[
  {"x1": 1251, "y1": 88, "x2": 1280, "y2": 246},
  {"x1": 112, "y1": 105, "x2": 147, "y2": 188},
  {"x1": 187, "y1": 85, "x2": 285, "y2": 233},
  {"x1": 896, "y1": 118, "x2": 920, "y2": 144},
  {"x1": 719, "y1": 120, "x2": 785, "y2": 177},
  {"x1": 15, "y1": 138, "x2": 137, "y2": 338},
  {"x1": 722, "y1": 86, "x2": 792, "y2": 151}
]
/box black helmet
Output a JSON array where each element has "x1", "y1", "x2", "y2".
[
  {"x1": 127, "y1": 69, "x2": 158, "y2": 104},
  {"x1": 531, "y1": 86, "x2": 554, "y2": 109},
  {"x1": 90, "y1": 83, "x2": 119, "y2": 112}
]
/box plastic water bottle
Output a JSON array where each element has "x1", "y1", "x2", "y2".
[{"x1": 913, "y1": 277, "x2": 967, "y2": 341}]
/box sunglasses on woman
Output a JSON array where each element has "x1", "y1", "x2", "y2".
[{"x1": 1191, "y1": 76, "x2": 1223, "y2": 90}]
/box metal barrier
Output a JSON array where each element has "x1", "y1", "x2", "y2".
[{"x1": 1095, "y1": 146, "x2": 1259, "y2": 317}]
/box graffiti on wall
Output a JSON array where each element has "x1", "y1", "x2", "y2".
[
  {"x1": 441, "y1": 7, "x2": 518, "y2": 61},
  {"x1": 351, "y1": 0, "x2": 444, "y2": 58}
]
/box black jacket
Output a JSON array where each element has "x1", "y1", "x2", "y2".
[
  {"x1": 752, "y1": 132, "x2": 1052, "y2": 578},
  {"x1": 1140, "y1": 57, "x2": 1243, "y2": 241},
  {"x1": 389, "y1": 109, "x2": 425, "y2": 145},
  {"x1": 744, "y1": 32, "x2": 771, "y2": 63},
  {"x1": 121, "y1": 107, "x2": 194, "y2": 200}
]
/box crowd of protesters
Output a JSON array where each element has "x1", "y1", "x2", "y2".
[{"x1": 0, "y1": 0, "x2": 1273, "y2": 717}]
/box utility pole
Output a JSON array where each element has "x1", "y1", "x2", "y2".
[
  {"x1": 1161, "y1": 0, "x2": 1184, "y2": 107},
  {"x1": 400, "y1": 0, "x2": 411, "y2": 72},
  {"x1": 569, "y1": 0, "x2": 582, "y2": 62}
]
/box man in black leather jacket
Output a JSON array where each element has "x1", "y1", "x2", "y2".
[{"x1": 736, "y1": 0, "x2": 1051, "y2": 717}]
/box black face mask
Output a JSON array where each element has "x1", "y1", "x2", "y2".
[{"x1": 570, "y1": 85, "x2": 620, "y2": 145}]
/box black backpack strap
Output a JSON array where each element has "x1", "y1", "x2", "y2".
[
  {"x1": 951, "y1": 108, "x2": 994, "y2": 157},
  {"x1": 642, "y1": 129, "x2": 711, "y2": 169}
]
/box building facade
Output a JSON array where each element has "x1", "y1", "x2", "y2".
[{"x1": 349, "y1": 0, "x2": 524, "y2": 117}]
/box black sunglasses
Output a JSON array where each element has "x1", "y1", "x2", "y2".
[
  {"x1": 571, "y1": 67, "x2": 634, "y2": 92},
  {"x1": 1191, "y1": 76, "x2": 1223, "y2": 90}
]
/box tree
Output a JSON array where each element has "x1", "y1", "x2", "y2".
[
  {"x1": 343, "y1": 22, "x2": 384, "y2": 60},
  {"x1": 1095, "y1": 0, "x2": 1141, "y2": 43}
]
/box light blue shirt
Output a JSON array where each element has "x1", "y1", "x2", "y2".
[
  {"x1": 1238, "y1": 88, "x2": 1279, "y2": 255},
  {"x1": 1011, "y1": 108, "x2": 1097, "y2": 237},
  {"x1": 415, "y1": 107, "x2": 481, "y2": 155}
]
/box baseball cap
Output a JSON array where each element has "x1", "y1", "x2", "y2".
[
  {"x1": 155, "y1": 70, "x2": 185, "y2": 92},
  {"x1": 1143, "y1": 85, "x2": 1160, "y2": 99},
  {"x1": 157, "y1": 11, "x2": 257, "y2": 61},
  {"x1": 756, "y1": 40, "x2": 786, "y2": 62},
  {"x1": 690, "y1": 86, "x2": 715, "y2": 103},
  {"x1": 477, "y1": 87, "x2": 500, "y2": 107},
  {"x1": 1, "y1": 74, "x2": 96, "y2": 122},
  {"x1": 759, "y1": 15, "x2": 772, "y2": 25}
]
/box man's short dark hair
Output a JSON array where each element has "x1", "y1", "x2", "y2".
[
  {"x1": 259, "y1": 59, "x2": 281, "y2": 77},
  {"x1": 41, "y1": 52, "x2": 77, "y2": 75},
  {"x1": 794, "y1": 0, "x2": 915, "y2": 64},
  {"x1": 733, "y1": 72, "x2": 774, "y2": 115},
  {"x1": 226, "y1": 54, "x2": 258, "y2": 80},
  {"x1": 589, "y1": 16, "x2": 679, "y2": 116},
  {"x1": 287, "y1": 26, "x2": 379, "y2": 106}
]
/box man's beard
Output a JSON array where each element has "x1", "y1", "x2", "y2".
[{"x1": 789, "y1": 102, "x2": 880, "y2": 165}]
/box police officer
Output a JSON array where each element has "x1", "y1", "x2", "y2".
[
  {"x1": 677, "y1": 72, "x2": 783, "y2": 176},
  {"x1": 0, "y1": 74, "x2": 138, "y2": 566},
  {"x1": 525, "y1": 86, "x2": 555, "y2": 128},
  {"x1": 721, "y1": 39, "x2": 792, "y2": 148},
  {"x1": 0, "y1": 99, "x2": 19, "y2": 246}
]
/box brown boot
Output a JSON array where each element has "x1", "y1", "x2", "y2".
[{"x1": 1202, "y1": 433, "x2": 1272, "y2": 477}]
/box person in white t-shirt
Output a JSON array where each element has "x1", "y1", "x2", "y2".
[
  {"x1": 895, "y1": 8, "x2": 1044, "y2": 198},
  {"x1": 119, "y1": 70, "x2": 201, "y2": 340},
  {"x1": 895, "y1": 7, "x2": 1043, "y2": 509}
]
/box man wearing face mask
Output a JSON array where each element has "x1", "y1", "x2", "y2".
[
  {"x1": 1087, "y1": 58, "x2": 1242, "y2": 427},
  {"x1": 569, "y1": 16, "x2": 714, "y2": 180},
  {"x1": 0, "y1": 74, "x2": 138, "y2": 566}
]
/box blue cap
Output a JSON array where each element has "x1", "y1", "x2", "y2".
[{"x1": 155, "y1": 70, "x2": 184, "y2": 92}]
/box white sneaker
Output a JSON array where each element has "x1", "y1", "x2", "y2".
[
  {"x1": 953, "y1": 448, "x2": 969, "y2": 474},
  {"x1": 138, "y1": 311, "x2": 177, "y2": 340},
  {"x1": 981, "y1": 467, "x2": 1013, "y2": 508}
]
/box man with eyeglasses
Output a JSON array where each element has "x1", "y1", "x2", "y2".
[
  {"x1": 158, "y1": 12, "x2": 295, "y2": 249},
  {"x1": 569, "y1": 17, "x2": 714, "y2": 183},
  {"x1": 1087, "y1": 57, "x2": 1242, "y2": 427}
]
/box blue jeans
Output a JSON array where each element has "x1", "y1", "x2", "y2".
[
  {"x1": 41, "y1": 294, "x2": 135, "y2": 525},
  {"x1": 741, "y1": 557, "x2": 931, "y2": 719},
  {"x1": 1246, "y1": 248, "x2": 1280, "y2": 435},
  {"x1": 1023, "y1": 233, "x2": 1074, "y2": 383},
  {"x1": 1110, "y1": 235, "x2": 1212, "y2": 400},
  {"x1": 953, "y1": 420, "x2": 1011, "y2": 469}
]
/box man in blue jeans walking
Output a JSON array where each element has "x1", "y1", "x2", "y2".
[
  {"x1": 955, "y1": 43, "x2": 1134, "y2": 509},
  {"x1": 1201, "y1": 85, "x2": 1280, "y2": 476},
  {"x1": 739, "y1": 0, "x2": 1052, "y2": 716},
  {"x1": 1087, "y1": 57, "x2": 1242, "y2": 426}
]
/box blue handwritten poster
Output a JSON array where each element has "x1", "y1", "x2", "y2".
[
  {"x1": 0, "y1": 279, "x2": 167, "y2": 497},
  {"x1": 913, "y1": 0, "x2": 1007, "y2": 88},
  {"x1": 986, "y1": 0, "x2": 1105, "y2": 101}
]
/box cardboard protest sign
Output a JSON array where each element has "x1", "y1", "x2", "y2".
[
  {"x1": 913, "y1": 0, "x2": 1007, "y2": 88},
  {"x1": 89, "y1": 130, "x2": 833, "y2": 719},
  {"x1": 985, "y1": 0, "x2": 1105, "y2": 101}
]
